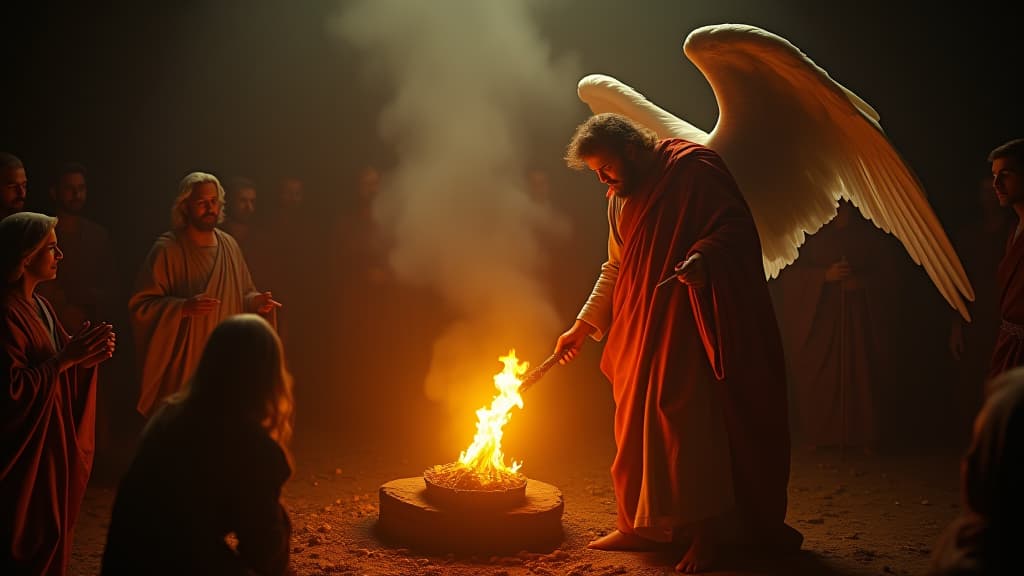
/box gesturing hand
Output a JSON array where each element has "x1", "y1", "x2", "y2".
[
  {"x1": 183, "y1": 295, "x2": 221, "y2": 317},
  {"x1": 674, "y1": 252, "x2": 707, "y2": 288},
  {"x1": 825, "y1": 258, "x2": 852, "y2": 283},
  {"x1": 253, "y1": 291, "x2": 283, "y2": 315}
]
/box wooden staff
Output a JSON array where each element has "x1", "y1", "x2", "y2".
[{"x1": 519, "y1": 348, "x2": 570, "y2": 394}]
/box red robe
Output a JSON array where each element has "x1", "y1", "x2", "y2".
[
  {"x1": 600, "y1": 139, "x2": 798, "y2": 547},
  {"x1": 1, "y1": 291, "x2": 97, "y2": 576},
  {"x1": 989, "y1": 231, "x2": 1024, "y2": 378}
]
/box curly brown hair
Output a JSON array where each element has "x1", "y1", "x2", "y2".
[{"x1": 564, "y1": 113, "x2": 658, "y2": 170}]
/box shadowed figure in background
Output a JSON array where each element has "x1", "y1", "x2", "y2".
[
  {"x1": 254, "y1": 175, "x2": 319, "y2": 408},
  {"x1": 100, "y1": 314, "x2": 293, "y2": 576},
  {"x1": 323, "y1": 164, "x2": 426, "y2": 442},
  {"x1": 218, "y1": 176, "x2": 259, "y2": 260},
  {"x1": 771, "y1": 200, "x2": 903, "y2": 453},
  {"x1": 986, "y1": 139, "x2": 1024, "y2": 379},
  {"x1": 37, "y1": 163, "x2": 117, "y2": 338},
  {"x1": 129, "y1": 172, "x2": 281, "y2": 418},
  {"x1": 928, "y1": 366, "x2": 1024, "y2": 575},
  {"x1": 949, "y1": 174, "x2": 1014, "y2": 445},
  {"x1": 553, "y1": 113, "x2": 801, "y2": 573},
  {"x1": 0, "y1": 152, "x2": 28, "y2": 219},
  {"x1": 34, "y1": 164, "x2": 123, "y2": 475},
  {"x1": 0, "y1": 212, "x2": 116, "y2": 576}
]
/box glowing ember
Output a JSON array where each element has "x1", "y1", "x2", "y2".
[{"x1": 428, "y1": 350, "x2": 528, "y2": 491}]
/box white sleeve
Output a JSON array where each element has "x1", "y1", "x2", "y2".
[{"x1": 577, "y1": 199, "x2": 623, "y2": 342}]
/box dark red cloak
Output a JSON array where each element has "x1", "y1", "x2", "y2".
[
  {"x1": 1, "y1": 291, "x2": 97, "y2": 576},
  {"x1": 600, "y1": 139, "x2": 798, "y2": 548},
  {"x1": 989, "y1": 231, "x2": 1024, "y2": 378}
]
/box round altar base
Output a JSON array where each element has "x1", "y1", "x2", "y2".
[{"x1": 377, "y1": 476, "x2": 564, "y2": 553}]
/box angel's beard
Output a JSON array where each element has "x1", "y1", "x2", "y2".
[{"x1": 610, "y1": 160, "x2": 640, "y2": 198}]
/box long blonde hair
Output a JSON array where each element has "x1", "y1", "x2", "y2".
[
  {"x1": 170, "y1": 171, "x2": 226, "y2": 230},
  {"x1": 170, "y1": 314, "x2": 295, "y2": 465}
]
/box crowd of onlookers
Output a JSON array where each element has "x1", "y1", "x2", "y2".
[{"x1": 3, "y1": 136, "x2": 1024, "y2": 574}]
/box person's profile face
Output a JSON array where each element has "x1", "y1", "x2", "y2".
[
  {"x1": 583, "y1": 147, "x2": 634, "y2": 198},
  {"x1": 25, "y1": 228, "x2": 62, "y2": 283},
  {"x1": 993, "y1": 157, "x2": 1024, "y2": 208}
]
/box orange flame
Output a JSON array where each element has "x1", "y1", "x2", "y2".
[{"x1": 457, "y1": 349, "x2": 528, "y2": 476}]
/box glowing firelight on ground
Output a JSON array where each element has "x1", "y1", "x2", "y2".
[{"x1": 457, "y1": 349, "x2": 528, "y2": 479}]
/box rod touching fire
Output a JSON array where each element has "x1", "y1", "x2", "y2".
[{"x1": 425, "y1": 348, "x2": 567, "y2": 492}]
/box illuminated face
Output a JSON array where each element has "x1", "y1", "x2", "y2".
[
  {"x1": 186, "y1": 182, "x2": 222, "y2": 232},
  {"x1": 993, "y1": 157, "x2": 1024, "y2": 209},
  {"x1": 54, "y1": 171, "x2": 88, "y2": 214},
  {"x1": 582, "y1": 147, "x2": 635, "y2": 198},
  {"x1": 25, "y1": 229, "x2": 62, "y2": 283},
  {"x1": 1, "y1": 166, "x2": 28, "y2": 214},
  {"x1": 229, "y1": 187, "x2": 256, "y2": 223}
]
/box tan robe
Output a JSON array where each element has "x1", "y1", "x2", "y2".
[{"x1": 129, "y1": 229, "x2": 258, "y2": 416}]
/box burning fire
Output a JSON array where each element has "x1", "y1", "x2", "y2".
[
  {"x1": 426, "y1": 349, "x2": 529, "y2": 491},
  {"x1": 458, "y1": 349, "x2": 528, "y2": 475}
]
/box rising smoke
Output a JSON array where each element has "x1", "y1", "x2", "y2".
[{"x1": 329, "y1": 1, "x2": 580, "y2": 430}]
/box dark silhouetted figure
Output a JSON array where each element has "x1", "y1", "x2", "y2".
[
  {"x1": 988, "y1": 138, "x2": 1024, "y2": 379},
  {"x1": 928, "y1": 366, "x2": 1024, "y2": 575},
  {"x1": 772, "y1": 200, "x2": 903, "y2": 453},
  {"x1": 0, "y1": 152, "x2": 28, "y2": 219},
  {"x1": 37, "y1": 162, "x2": 117, "y2": 329},
  {"x1": 949, "y1": 174, "x2": 1014, "y2": 444},
  {"x1": 101, "y1": 313, "x2": 293, "y2": 576},
  {"x1": 0, "y1": 212, "x2": 116, "y2": 576},
  {"x1": 36, "y1": 162, "x2": 123, "y2": 478},
  {"x1": 219, "y1": 176, "x2": 259, "y2": 258}
]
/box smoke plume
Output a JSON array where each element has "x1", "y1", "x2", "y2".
[{"x1": 330, "y1": 1, "x2": 579, "y2": 439}]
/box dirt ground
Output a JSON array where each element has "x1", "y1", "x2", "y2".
[{"x1": 69, "y1": 438, "x2": 963, "y2": 576}]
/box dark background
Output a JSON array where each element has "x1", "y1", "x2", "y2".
[{"x1": 3, "y1": 0, "x2": 1020, "y2": 469}]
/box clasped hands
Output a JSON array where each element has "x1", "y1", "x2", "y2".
[{"x1": 57, "y1": 321, "x2": 116, "y2": 371}]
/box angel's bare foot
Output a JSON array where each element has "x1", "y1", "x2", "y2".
[
  {"x1": 675, "y1": 528, "x2": 716, "y2": 573},
  {"x1": 587, "y1": 530, "x2": 659, "y2": 551}
]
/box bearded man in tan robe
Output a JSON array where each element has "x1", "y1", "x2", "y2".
[{"x1": 129, "y1": 172, "x2": 281, "y2": 417}]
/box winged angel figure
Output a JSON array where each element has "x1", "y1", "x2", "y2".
[{"x1": 577, "y1": 23, "x2": 975, "y2": 321}]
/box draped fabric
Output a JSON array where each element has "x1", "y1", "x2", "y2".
[
  {"x1": 989, "y1": 230, "x2": 1024, "y2": 379},
  {"x1": 1, "y1": 292, "x2": 97, "y2": 575},
  {"x1": 129, "y1": 229, "x2": 259, "y2": 416},
  {"x1": 599, "y1": 139, "x2": 796, "y2": 546}
]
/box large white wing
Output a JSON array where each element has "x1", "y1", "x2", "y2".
[{"x1": 576, "y1": 23, "x2": 974, "y2": 321}]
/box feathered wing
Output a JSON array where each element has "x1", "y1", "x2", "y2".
[{"x1": 576, "y1": 23, "x2": 974, "y2": 321}]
